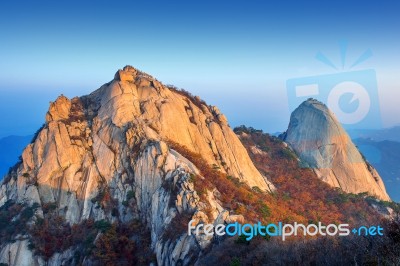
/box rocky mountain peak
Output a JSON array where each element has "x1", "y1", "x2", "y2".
[
  {"x1": 283, "y1": 98, "x2": 390, "y2": 201},
  {"x1": 114, "y1": 65, "x2": 138, "y2": 82},
  {"x1": 45, "y1": 95, "x2": 71, "y2": 122},
  {"x1": 0, "y1": 66, "x2": 275, "y2": 265}
]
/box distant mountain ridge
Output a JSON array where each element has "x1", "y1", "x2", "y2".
[
  {"x1": 348, "y1": 126, "x2": 400, "y2": 142},
  {"x1": 0, "y1": 135, "x2": 32, "y2": 179},
  {"x1": 355, "y1": 138, "x2": 400, "y2": 202}
]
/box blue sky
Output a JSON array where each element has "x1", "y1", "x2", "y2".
[{"x1": 0, "y1": 0, "x2": 399, "y2": 138}]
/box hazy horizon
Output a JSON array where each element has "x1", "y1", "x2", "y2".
[{"x1": 1, "y1": 1, "x2": 399, "y2": 138}]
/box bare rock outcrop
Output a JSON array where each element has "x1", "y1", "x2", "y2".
[
  {"x1": 282, "y1": 99, "x2": 390, "y2": 201},
  {"x1": 45, "y1": 95, "x2": 71, "y2": 122}
]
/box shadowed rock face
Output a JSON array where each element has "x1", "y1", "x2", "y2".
[
  {"x1": 283, "y1": 99, "x2": 390, "y2": 201},
  {"x1": 0, "y1": 66, "x2": 274, "y2": 265}
]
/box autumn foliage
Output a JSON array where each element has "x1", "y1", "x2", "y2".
[
  {"x1": 194, "y1": 126, "x2": 400, "y2": 265},
  {"x1": 28, "y1": 212, "x2": 153, "y2": 265},
  {"x1": 234, "y1": 126, "x2": 386, "y2": 226},
  {"x1": 167, "y1": 128, "x2": 382, "y2": 228}
]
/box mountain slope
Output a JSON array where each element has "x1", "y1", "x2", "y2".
[
  {"x1": 281, "y1": 99, "x2": 390, "y2": 201},
  {"x1": 235, "y1": 126, "x2": 386, "y2": 224},
  {"x1": 196, "y1": 126, "x2": 400, "y2": 265}
]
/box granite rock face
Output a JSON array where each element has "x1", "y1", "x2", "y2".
[
  {"x1": 0, "y1": 66, "x2": 274, "y2": 265},
  {"x1": 283, "y1": 99, "x2": 390, "y2": 201}
]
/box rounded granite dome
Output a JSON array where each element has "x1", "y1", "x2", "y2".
[{"x1": 284, "y1": 99, "x2": 390, "y2": 201}]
